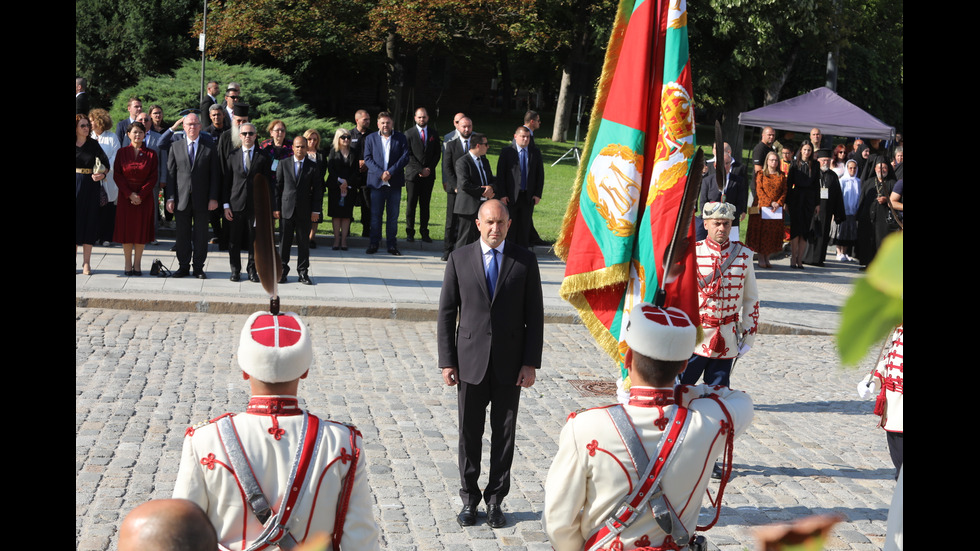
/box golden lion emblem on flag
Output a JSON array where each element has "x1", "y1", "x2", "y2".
[{"x1": 586, "y1": 144, "x2": 645, "y2": 237}]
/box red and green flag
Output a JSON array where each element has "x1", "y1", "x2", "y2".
[{"x1": 555, "y1": 0, "x2": 700, "y2": 379}]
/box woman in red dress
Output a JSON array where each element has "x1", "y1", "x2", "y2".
[{"x1": 112, "y1": 122, "x2": 158, "y2": 275}]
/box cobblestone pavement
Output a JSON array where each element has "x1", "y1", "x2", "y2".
[{"x1": 76, "y1": 310, "x2": 894, "y2": 550}]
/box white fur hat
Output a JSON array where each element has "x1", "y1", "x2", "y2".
[
  {"x1": 702, "y1": 201, "x2": 736, "y2": 220},
  {"x1": 237, "y1": 311, "x2": 313, "y2": 383},
  {"x1": 624, "y1": 303, "x2": 696, "y2": 361}
]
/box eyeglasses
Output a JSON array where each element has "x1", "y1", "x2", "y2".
[{"x1": 79, "y1": 123, "x2": 91, "y2": 128}]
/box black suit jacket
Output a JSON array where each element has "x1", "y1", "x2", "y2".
[
  {"x1": 496, "y1": 143, "x2": 544, "y2": 204},
  {"x1": 437, "y1": 240, "x2": 544, "y2": 385},
  {"x1": 442, "y1": 137, "x2": 468, "y2": 194},
  {"x1": 223, "y1": 147, "x2": 273, "y2": 213},
  {"x1": 405, "y1": 125, "x2": 441, "y2": 183},
  {"x1": 276, "y1": 156, "x2": 324, "y2": 220},
  {"x1": 700, "y1": 160, "x2": 748, "y2": 219},
  {"x1": 166, "y1": 137, "x2": 221, "y2": 211},
  {"x1": 453, "y1": 154, "x2": 496, "y2": 215},
  {"x1": 200, "y1": 94, "x2": 217, "y2": 115}
]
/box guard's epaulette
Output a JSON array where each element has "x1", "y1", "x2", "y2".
[
  {"x1": 324, "y1": 418, "x2": 362, "y2": 438},
  {"x1": 184, "y1": 412, "x2": 235, "y2": 437},
  {"x1": 567, "y1": 403, "x2": 618, "y2": 421}
]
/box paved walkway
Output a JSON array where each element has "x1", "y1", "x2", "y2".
[{"x1": 76, "y1": 238, "x2": 896, "y2": 550}]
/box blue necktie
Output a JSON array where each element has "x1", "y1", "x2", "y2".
[
  {"x1": 486, "y1": 249, "x2": 499, "y2": 298},
  {"x1": 519, "y1": 148, "x2": 528, "y2": 191},
  {"x1": 188, "y1": 141, "x2": 196, "y2": 165}
]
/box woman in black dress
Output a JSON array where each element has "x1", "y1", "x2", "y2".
[
  {"x1": 326, "y1": 128, "x2": 359, "y2": 250},
  {"x1": 787, "y1": 142, "x2": 817, "y2": 269},
  {"x1": 76, "y1": 114, "x2": 111, "y2": 275}
]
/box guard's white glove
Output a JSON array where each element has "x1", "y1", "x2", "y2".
[
  {"x1": 856, "y1": 373, "x2": 877, "y2": 399},
  {"x1": 737, "y1": 343, "x2": 751, "y2": 358}
]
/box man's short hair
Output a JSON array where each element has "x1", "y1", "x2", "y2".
[
  {"x1": 524, "y1": 110, "x2": 540, "y2": 124},
  {"x1": 469, "y1": 132, "x2": 486, "y2": 150},
  {"x1": 128, "y1": 96, "x2": 142, "y2": 107},
  {"x1": 76, "y1": 77, "x2": 87, "y2": 89},
  {"x1": 514, "y1": 126, "x2": 530, "y2": 136},
  {"x1": 377, "y1": 111, "x2": 393, "y2": 121},
  {"x1": 208, "y1": 104, "x2": 223, "y2": 113},
  {"x1": 631, "y1": 353, "x2": 688, "y2": 387}
]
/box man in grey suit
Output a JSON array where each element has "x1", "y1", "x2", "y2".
[
  {"x1": 166, "y1": 113, "x2": 221, "y2": 278},
  {"x1": 453, "y1": 133, "x2": 496, "y2": 250},
  {"x1": 437, "y1": 199, "x2": 543, "y2": 529},
  {"x1": 275, "y1": 136, "x2": 323, "y2": 285}
]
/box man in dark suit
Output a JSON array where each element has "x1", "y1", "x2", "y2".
[
  {"x1": 453, "y1": 133, "x2": 497, "y2": 251},
  {"x1": 497, "y1": 126, "x2": 544, "y2": 248},
  {"x1": 696, "y1": 142, "x2": 747, "y2": 241},
  {"x1": 76, "y1": 77, "x2": 89, "y2": 114},
  {"x1": 437, "y1": 199, "x2": 543, "y2": 529},
  {"x1": 116, "y1": 97, "x2": 143, "y2": 144},
  {"x1": 404, "y1": 107, "x2": 441, "y2": 243},
  {"x1": 441, "y1": 117, "x2": 474, "y2": 260},
  {"x1": 166, "y1": 113, "x2": 221, "y2": 278},
  {"x1": 222, "y1": 122, "x2": 273, "y2": 282},
  {"x1": 200, "y1": 80, "x2": 219, "y2": 115},
  {"x1": 275, "y1": 136, "x2": 323, "y2": 285},
  {"x1": 350, "y1": 109, "x2": 373, "y2": 236},
  {"x1": 363, "y1": 111, "x2": 409, "y2": 255}
]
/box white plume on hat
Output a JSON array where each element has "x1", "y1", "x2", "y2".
[{"x1": 237, "y1": 311, "x2": 313, "y2": 383}]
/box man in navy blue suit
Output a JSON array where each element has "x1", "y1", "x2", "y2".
[{"x1": 363, "y1": 111, "x2": 410, "y2": 255}]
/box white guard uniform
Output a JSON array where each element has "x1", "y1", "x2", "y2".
[
  {"x1": 173, "y1": 395, "x2": 381, "y2": 551},
  {"x1": 873, "y1": 326, "x2": 903, "y2": 432},
  {"x1": 544, "y1": 385, "x2": 753, "y2": 551},
  {"x1": 694, "y1": 238, "x2": 759, "y2": 359}
]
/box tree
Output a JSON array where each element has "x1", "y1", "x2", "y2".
[
  {"x1": 113, "y1": 59, "x2": 339, "y2": 139},
  {"x1": 76, "y1": 0, "x2": 199, "y2": 108}
]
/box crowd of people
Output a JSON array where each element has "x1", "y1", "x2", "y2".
[
  {"x1": 76, "y1": 78, "x2": 548, "y2": 281},
  {"x1": 702, "y1": 125, "x2": 903, "y2": 272}
]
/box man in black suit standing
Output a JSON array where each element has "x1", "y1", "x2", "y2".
[
  {"x1": 222, "y1": 122, "x2": 272, "y2": 282},
  {"x1": 453, "y1": 132, "x2": 496, "y2": 250},
  {"x1": 200, "y1": 80, "x2": 219, "y2": 115},
  {"x1": 166, "y1": 113, "x2": 221, "y2": 278},
  {"x1": 116, "y1": 97, "x2": 143, "y2": 144},
  {"x1": 275, "y1": 136, "x2": 323, "y2": 285},
  {"x1": 404, "y1": 107, "x2": 441, "y2": 243},
  {"x1": 438, "y1": 198, "x2": 543, "y2": 529},
  {"x1": 497, "y1": 126, "x2": 543, "y2": 248},
  {"x1": 442, "y1": 118, "x2": 474, "y2": 259},
  {"x1": 76, "y1": 77, "x2": 89, "y2": 114}
]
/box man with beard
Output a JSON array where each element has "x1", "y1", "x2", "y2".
[
  {"x1": 404, "y1": 107, "x2": 441, "y2": 243},
  {"x1": 802, "y1": 149, "x2": 845, "y2": 266},
  {"x1": 217, "y1": 103, "x2": 250, "y2": 162},
  {"x1": 442, "y1": 117, "x2": 474, "y2": 260},
  {"x1": 752, "y1": 126, "x2": 776, "y2": 174},
  {"x1": 855, "y1": 159, "x2": 897, "y2": 266},
  {"x1": 363, "y1": 112, "x2": 409, "y2": 255}
]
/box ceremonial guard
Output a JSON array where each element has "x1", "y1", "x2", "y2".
[
  {"x1": 172, "y1": 311, "x2": 381, "y2": 550},
  {"x1": 858, "y1": 324, "x2": 903, "y2": 478},
  {"x1": 682, "y1": 202, "x2": 759, "y2": 387},
  {"x1": 544, "y1": 303, "x2": 753, "y2": 551}
]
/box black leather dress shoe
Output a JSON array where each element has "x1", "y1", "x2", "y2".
[
  {"x1": 487, "y1": 504, "x2": 506, "y2": 528},
  {"x1": 230, "y1": 272, "x2": 241, "y2": 282},
  {"x1": 195, "y1": 271, "x2": 207, "y2": 279},
  {"x1": 298, "y1": 273, "x2": 313, "y2": 285},
  {"x1": 421, "y1": 235, "x2": 433, "y2": 243},
  {"x1": 388, "y1": 247, "x2": 402, "y2": 256},
  {"x1": 406, "y1": 235, "x2": 415, "y2": 243},
  {"x1": 173, "y1": 267, "x2": 190, "y2": 278},
  {"x1": 366, "y1": 245, "x2": 378, "y2": 254},
  {"x1": 441, "y1": 252, "x2": 450, "y2": 261},
  {"x1": 248, "y1": 271, "x2": 260, "y2": 282},
  {"x1": 279, "y1": 265, "x2": 290, "y2": 284},
  {"x1": 457, "y1": 505, "x2": 477, "y2": 527}
]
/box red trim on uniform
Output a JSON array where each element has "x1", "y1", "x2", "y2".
[{"x1": 246, "y1": 396, "x2": 302, "y2": 416}]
